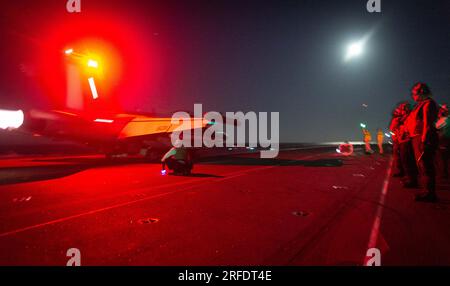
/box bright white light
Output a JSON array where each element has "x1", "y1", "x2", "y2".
[
  {"x1": 0, "y1": 109, "x2": 24, "y2": 129},
  {"x1": 88, "y1": 77, "x2": 99, "y2": 99},
  {"x1": 87, "y1": 59, "x2": 98, "y2": 68},
  {"x1": 384, "y1": 133, "x2": 391, "y2": 138},
  {"x1": 94, "y1": 119, "x2": 114, "y2": 123},
  {"x1": 345, "y1": 41, "x2": 364, "y2": 61},
  {"x1": 65, "y1": 48, "x2": 74, "y2": 55}
]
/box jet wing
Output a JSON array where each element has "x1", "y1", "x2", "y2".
[
  {"x1": 21, "y1": 109, "x2": 212, "y2": 144},
  {"x1": 116, "y1": 114, "x2": 210, "y2": 139}
]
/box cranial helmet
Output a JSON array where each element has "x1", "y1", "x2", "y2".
[{"x1": 411, "y1": 82, "x2": 431, "y2": 98}]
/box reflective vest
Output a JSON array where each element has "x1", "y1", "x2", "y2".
[
  {"x1": 363, "y1": 130, "x2": 371, "y2": 142},
  {"x1": 405, "y1": 98, "x2": 438, "y2": 138},
  {"x1": 377, "y1": 132, "x2": 384, "y2": 143},
  {"x1": 436, "y1": 116, "x2": 450, "y2": 138}
]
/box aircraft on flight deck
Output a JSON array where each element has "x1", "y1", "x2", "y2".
[{"x1": 0, "y1": 47, "x2": 234, "y2": 160}]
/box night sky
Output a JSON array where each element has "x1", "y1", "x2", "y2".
[{"x1": 0, "y1": 0, "x2": 449, "y2": 142}]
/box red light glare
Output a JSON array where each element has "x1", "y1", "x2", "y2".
[{"x1": 38, "y1": 13, "x2": 159, "y2": 111}]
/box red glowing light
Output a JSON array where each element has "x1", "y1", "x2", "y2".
[
  {"x1": 337, "y1": 142, "x2": 354, "y2": 156},
  {"x1": 37, "y1": 12, "x2": 159, "y2": 111}
]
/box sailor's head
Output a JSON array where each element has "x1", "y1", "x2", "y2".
[
  {"x1": 411, "y1": 82, "x2": 432, "y2": 102},
  {"x1": 392, "y1": 106, "x2": 402, "y2": 117},
  {"x1": 400, "y1": 102, "x2": 411, "y2": 115},
  {"x1": 393, "y1": 102, "x2": 411, "y2": 116}
]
